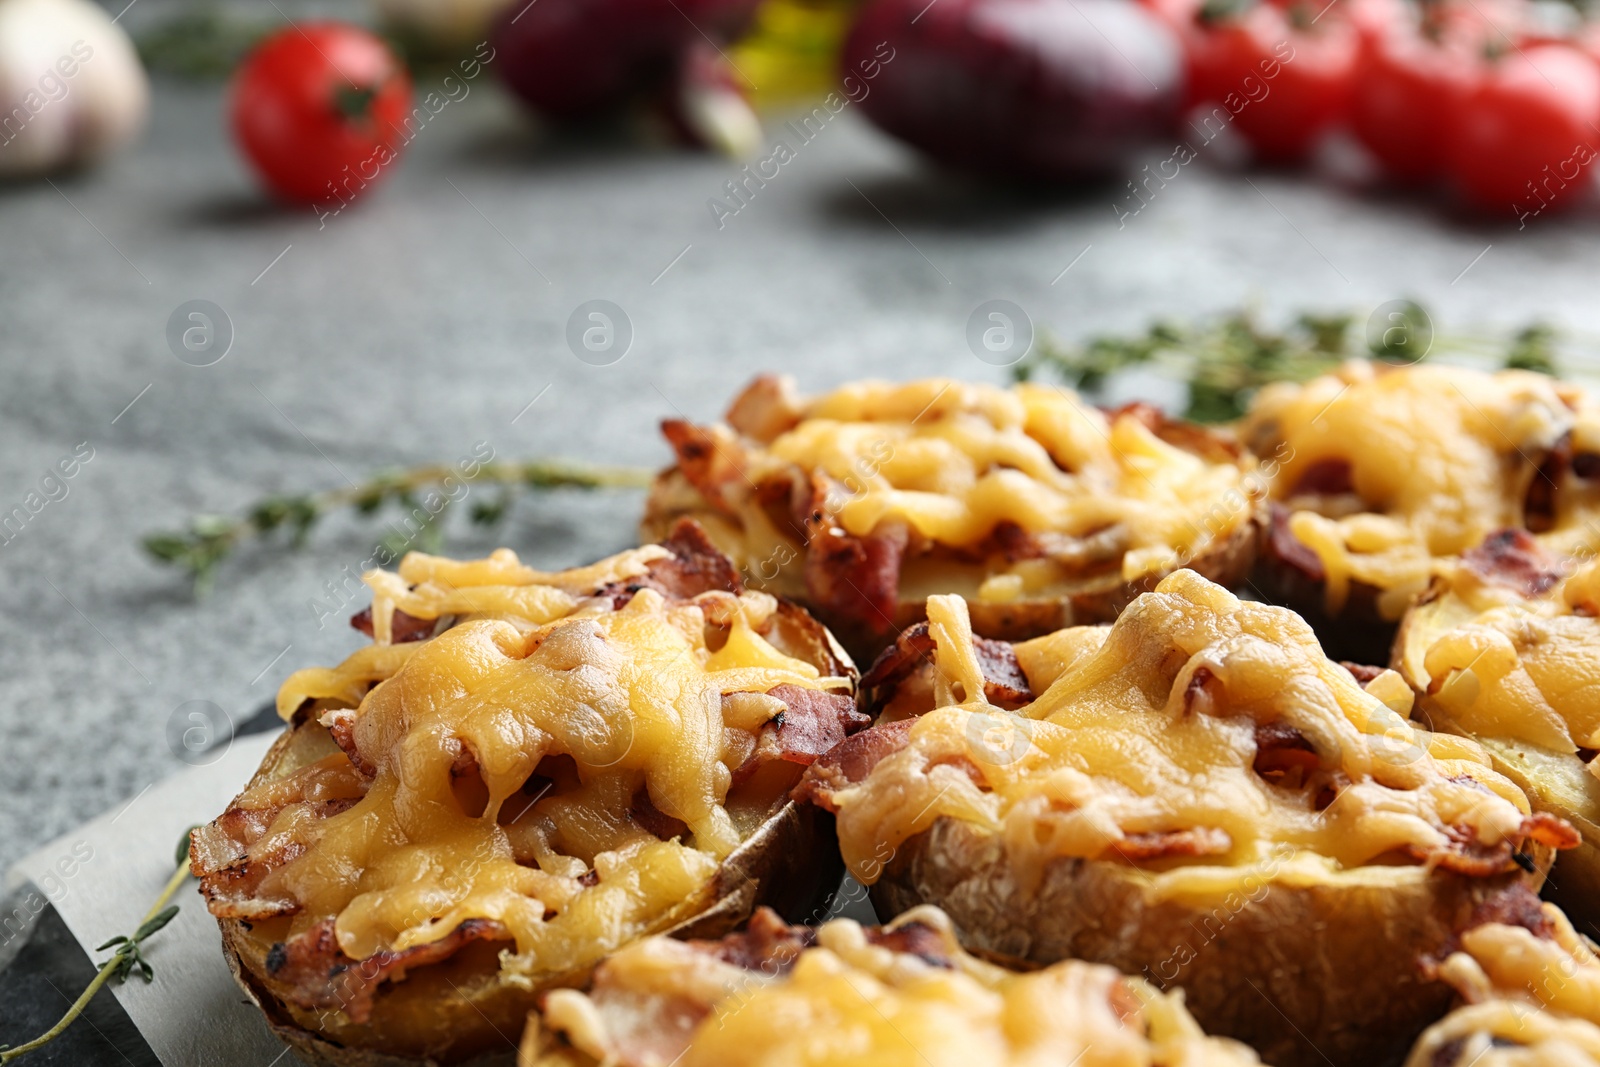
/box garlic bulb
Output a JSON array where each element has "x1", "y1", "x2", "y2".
[
  {"x1": 0, "y1": 0, "x2": 149, "y2": 176},
  {"x1": 371, "y1": 0, "x2": 515, "y2": 50}
]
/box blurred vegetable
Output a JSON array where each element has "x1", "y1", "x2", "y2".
[
  {"x1": 732, "y1": 0, "x2": 861, "y2": 105},
  {"x1": 136, "y1": 0, "x2": 273, "y2": 80},
  {"x1": 1181, "y1": 0, "x2": 1359, "y2": 165},
  {"x1": 1445, "y1": 43, "x2": 1600, "y2": 214},
  {"x1": 371, "y1": 0, "x2": 513, "y2": 61},
  {"x1": 843, "y1": 0, "x2": 1183, "y2": 181},
  {"x1": 231, "y1": 23, "x2": 413, "y2": 205},
  {"x1": 0, "y1": 0, "x2": 148, "y2": 176},
  {"x1": 492, "y1": 0, "x2": 762, "y2": 138},
  {"x1": 1350, "y1": 30, "x2": 1479, "y2": 184}
]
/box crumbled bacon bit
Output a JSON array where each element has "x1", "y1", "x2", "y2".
[
  {"x1": 1340, "y1": 662, "x2": 1386, "y2": 686},
  {"x1": 861, "y1": 622, "x2": 1034, "y2": 709},
  {"x1": 1264, "y1": 503, "x2": 1326, "y2": 583},
  {"x1": 703, "y1": 907, "x2": 817, "y2": 974},
  {"x1": 350, "y1": 606, "x2": 439, "y2": 643},
  {"x1": 264, "y1": 917, "x2": 508, "y2": 1023},
  {"x1": 1110, "y1": 827, "x2": 1232, "y2": 862},
  {"x1": 764, "y1": 684, "x2": 871, "y2": 766},
  {"x1": 864, "y1": 921, "x2": 954, "y2": 969},
  {"x1": 662, "y1": 419, "x2": 747, "y2": 512},
  {"x1": 803, "y1": 516, "x2": 909, "y2": 637},
  {"x1": 1460, "y1": 529, "x2": 1563, "y2": 598},
  {"x1": 1288, "y1": 457, "x2": 1355, "y2": 497},
  {"x1": 725, "y1": 375, "x2": 803, "y2": 444},
  {"x1": 603, "y1": 519, "x2": 744, "y2": 607},
  {"x1": 1525, "y1": 432, "x2": 1572, "y2": 534},
  {"x1": 631, "y1": 788, "x2": 690, "y2": 841},
  {"x1": 792, "y1": 719, "x2": 917, "y2": 813},
  {"x1": 1252, "y1": 721, "x2": 1320, "y2": 787}
]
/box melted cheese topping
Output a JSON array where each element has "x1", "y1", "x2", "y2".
[
  {"x1": 1403, "y1": 904, "x2": 1600, "y2": 1067},
  {"x1": 710, "y1": 379, "x2": 1256, "y2": 599},
  {"x1": 1244, "y1": 362, "x2": 1600, "y2": 619},
  {"x1": 538, "y1": 906, "x2": 1262, "y2": 1067},
  {"x1": 831, "y1": 571, "x2": 1538, "y2": 899},
  {"x1": 1401, "y1": 558, "x2": 1600, "y2": 767},
  {"x1": 258, "y1": 547, "x2": 845, "y2": 971}
]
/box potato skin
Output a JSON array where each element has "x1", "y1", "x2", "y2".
[
  {"x1": 643, "y1": 476, "x2": 1261, "y2": 664},
  {"x1": 1394, "y1": 595, "x2": 1600, "y2": 942},
  {"x1": 871, "y1": 816, "x2": 1550, "y2": 1067},
  {"x1": 214, "y1": 719, "x2": 844, "y2": 1067},
  {"x1": 1252, "y1": 519, "x2": 1396, "y2": 666}
]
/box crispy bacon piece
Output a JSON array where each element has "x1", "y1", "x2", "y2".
[
  {"x1": 1460, "y1": 529, "x2": 1563, "y2": 599},
  {"x1": 1413, "y1": 812, "x2": 1579, "y2": 877},
  {"x1": 191, "y1": 757, "x2": 366, "y2": 920},
  {"x1": 865, "y1": 919, "x2": 955, "y2": 969},
  {"x1": 1264, "y1": 503, "x2": 1326, "y2": 583},
  {"x1": 265, "y1": 917, "x2": 508, "y2": 1023},
  {"x1": 1525, "y1": 431, "x2": 1572, "y2": 534},
  {"x1": 792, "y1": 719, "x2": 916, "y2": 813},
  {"x1": 1426, "y1": 883, "x2": 1557, "y2": 976},
  {"x1": 860, "y1": 622, "x2": 1034, "y2": 709},
  {"x1": 765, "y1": 684, "x2": 871, "y2": 765},
  {"x1": 1110, "y1": 827, "x2": 1232, "y2": 863},
  {"x1": 1252, "y1": 721, "x2": 1321, "y2": 786},
  {"x1": 730, "y1": 684, "x2": 871, "y2": 788},
  {"x1": 705, "y1": 906, "x2": 818, "y2": 973},
  {"x1": 803, "y1": 516, "x2": 909, "y2": 637},
  {"x1": 1341, "y1": 662, "x2": 1386, "y2": 685},
  {"x1": 977, "y1": 520, "x2": 1129, "y2": 573},
  {"x1": 350, "y1": 606, "x2": 440, "y2": 643},
  {"x1": 632, "y1": 788, "x2": 691, "y2": 841},
  {"x1": 662, "y1": 419, "x2": 747, "y2": 512},
  {"x1": 603, "y1": 519, "x2": 744, "y2": 607},
  {"x1": 725, "y1": 375, "x2": 803, "y2": 444},
  {"x1": 1288, "y1": 457, "x2": 1355, "y2": 497},
  {"x1": 325, "y1": 709, "x2": 376, "y2": 778}
]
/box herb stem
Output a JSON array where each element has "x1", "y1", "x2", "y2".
[{"x1": 0, "y1": 860, "x2": 191, "y2": 1064}]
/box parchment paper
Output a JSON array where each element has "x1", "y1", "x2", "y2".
[{"x1": 10, "y1": 733, "x2": 305, "y2": 1067}]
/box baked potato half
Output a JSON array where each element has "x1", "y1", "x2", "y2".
[
  {"x1": 798, "y1": 571, "x2": 1579, "y2": 1067},
  {"x1": 189, "y1": 521, "x2": 860, "y2": 1066},
  {"x1": 1394, "y1": 529, "x2": 1600, "y2": 939},
  {"x1": 1240, "y1": 361, "x2": 1600, "y2": 663},
  {"x1": 1404, "y1": 890, "x2": 1600, "y2": 1067},
  {"x1": 642, "y1": 375, "x2": 1262, "y2": 662},
  {"x1": 520, "y1": 904, "x2": 1267, "y2": 1067}
]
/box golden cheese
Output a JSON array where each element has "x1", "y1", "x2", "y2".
[
  {"x1": 1403, "y1": 903, "x2": 1600, "y2": 1067},
  {"x1": 537, "y1": 906, "x2": 1263, "y2": 1067},
  {"x1": 830, "y1": 571, "x2": 1539, "y2": 900},
  {"x1": 1244, "y1": 361, "x2": 1600, "y2": 619},
  {"x1": 698, "y1": 378, "x2": 1257, "y2": 601},
  {"x1": 1399, "y1": 557, "x2": 1600, "y2": 767},
  {"x1": 255, "y1": 546, "x2": 846, "y2": 974}
]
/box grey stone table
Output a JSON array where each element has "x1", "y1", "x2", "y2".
[{"x1": 6, "y1": 71, "x2": 1600, "y2": 881}]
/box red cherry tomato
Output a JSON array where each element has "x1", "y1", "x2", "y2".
[
  {"x1": 1187, "y1": 3, "x2": 1359, "y2": 164},
  {"x1": 1445, "y1": 44, "x2": 1600, "y2": 215},
  {"x1": 231, "y1": 23, "x2": 413, "y2": 205},
  {"x1": 1351, "y1": 33, "x2": 1480, "y2": 183}
]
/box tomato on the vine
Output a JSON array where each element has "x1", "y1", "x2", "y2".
[
  {"x1": 1445, "y1": 43, "x2": 1600, "y2": 214},
  {"x1": 1351, "y1": 32, "x2": 1479, "y2": 183},
  {"x1": 1185, "y1": 1, "x2": 1359, "y2": 164},
  {"x1": 231, "y1": 23, "x2": 413, "y2": 205}
]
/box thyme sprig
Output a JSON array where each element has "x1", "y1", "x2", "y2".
[
  {"x1": 1014, "y1": 305, "x2": 1563, "y2": 423},
  {"x1": 143, "y1": 459, "x2": 654, "y2": 595},
  {"x1": 0, "y1": 828, "x2": 200, "y2": 1063}
]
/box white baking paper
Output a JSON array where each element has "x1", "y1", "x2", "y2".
[{"x1": 10, "y1": 732, "x2": 306, "y2": 1067}]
